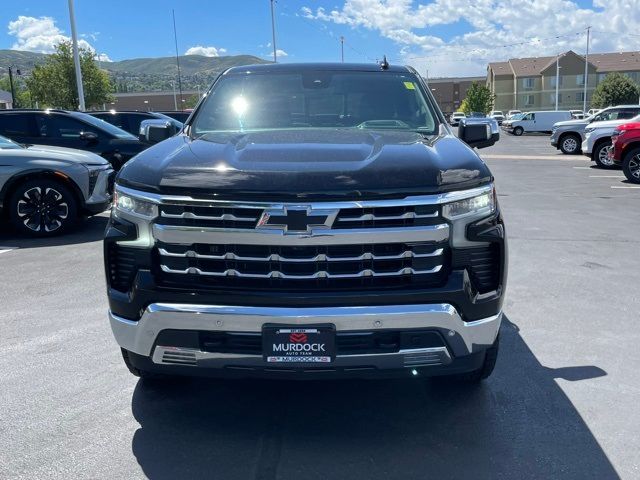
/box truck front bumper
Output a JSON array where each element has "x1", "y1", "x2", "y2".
[{"x1": 110, "y1": 303, "x2": 502, "y2": 378}]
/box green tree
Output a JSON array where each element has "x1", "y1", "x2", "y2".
[
  {"x1": 591, "y1": 72, "x2": 640, "y2": 109},
  {"x1": 184, "y1": 94, "x2": 201, "y2": 109},
  {"x1": 460, "y1": 82, "x2": 495, "y2": 115},
  {"x1": 26, "y1": 41, "x2": 113, "y2": 109}
]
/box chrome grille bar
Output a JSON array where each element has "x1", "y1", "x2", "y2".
[
  {"x1": 160, "y1": 264, "x2": 443, "y2": 279},
  {"x1": 158, "y1": 247, "x2": 444, "y2": 263},
  {"x1": 153, "y1": 224, "x2": 450, "y2": 246},
  {"x1": 160, "y1": 211, "x2": 258, "y2": 222},
  {"x1": 337, "y1": 211, "x2": 438, "y2": 222}
]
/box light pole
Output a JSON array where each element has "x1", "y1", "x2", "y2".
[
  {"x1": 68, "y1": 0, "x2": 86, "y2": 111},
  {"x1": 270, "y1": 0, "x2": 277, "y2": 63},
  {"x1": 340, "y1": 36, "x2": 344, "y2": 62},
  {"x1": 555, "y1": 54, "x2": 560, "y2": 111},
  {"x1": 583, "y1": 26, "x2": 590, "y2": 113}
]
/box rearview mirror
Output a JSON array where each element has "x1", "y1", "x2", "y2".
[
  {"x1": 139, "y1": 119, "x2": 176, "y2": 144},
  {"x1": 458, "y1": 118, "x2": 500, "y2": 149}
]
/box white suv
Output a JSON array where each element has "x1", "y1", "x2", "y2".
[{"x1": 583, "y1": 114, "x2": 640, "y2": 168}]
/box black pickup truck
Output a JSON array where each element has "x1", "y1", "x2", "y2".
[{"x1": 105, "y1": 62, "x2": 507, "y2": 383}]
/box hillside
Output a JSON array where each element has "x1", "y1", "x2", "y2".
[{"x1": 0, "y1": 49, "x2": 269, "y2": 92}]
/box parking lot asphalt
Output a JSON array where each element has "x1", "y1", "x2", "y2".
[{"x1": 1, "y1": 131, "x2": 639, "y2": 480}]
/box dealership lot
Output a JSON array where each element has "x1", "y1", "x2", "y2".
[{"x1": 1, "y1": 133, "x2": 639, "y2": 479}]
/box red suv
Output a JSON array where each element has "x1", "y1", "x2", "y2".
[{"x1": 610, "y1": 120, "x2": 640, "y2": 183}]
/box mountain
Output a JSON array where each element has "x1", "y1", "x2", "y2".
[{"x1": 0, "y1": 49, "x2": 269, "y2": 92}]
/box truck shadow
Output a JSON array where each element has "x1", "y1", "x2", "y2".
[{"x1": 129, "y1": 315, "x2": 616, "y2": 480}]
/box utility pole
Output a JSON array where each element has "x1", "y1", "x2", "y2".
[
  {"x1": 583, "y1": 26, "x2": 590, "y2": 113},
  {"x1": 340, "y1": 36, "x2": 344, "y2": 63},
  {"x1": 172, "y1": 10, "x2": 184, "y2": 109},
  {"x1": 555, "y1": 54, "x2": 560, "y2": 111},
  {"x1": 171, "y1": 80, "x2": 177, "y2": 110},
  {"x1": 270, "y1": 0, "x2": 277, "y2": 63},
  {"x1": 8, "y1": 67, "x2": 17, "y2": 108},
  {"x1": 68, "y1": 0, "x2": 85, "y2": 111}
]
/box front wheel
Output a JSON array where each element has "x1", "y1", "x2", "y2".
[
  {"x1": 593, "y1": 140, "x2": 615, "y2": 169},
  {"x1": 8, "y1": 179, "x2": 78, "y2": 236},
  {"x1": 622, "y1": 147, "x2": 640, "y2": 183},
  {"x1": 559, "y1": 134, "x2": 581, "y2": 154},
  {"x1": 513, "y1": 126, "x2": 524, "y2": 136}
]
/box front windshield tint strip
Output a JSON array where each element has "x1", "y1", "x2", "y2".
[{"x1": 191, "y1": 71, "x2": 438, "y2": 135}]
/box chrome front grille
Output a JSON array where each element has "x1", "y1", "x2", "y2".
[
  {"x1": 148, "y1": 192, "x2": 459, "y2": 291},
  {"x1": 157, "y1": 242, "x2": 447, "y2": 286}
]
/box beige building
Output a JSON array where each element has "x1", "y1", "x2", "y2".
[
  {"x1": 487, "y1": 50, "x2": 640, "y2": 112},
  {"x1": 428, "y1": 76, "x2": 485, "y2": 115}
]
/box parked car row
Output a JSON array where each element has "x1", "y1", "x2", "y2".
[
  {"x1": 0, "y1": 108, "x2": 184, "y2": 236},
  {"x1": 550, "y1": 105, "x2": 640, "y2": 160}
]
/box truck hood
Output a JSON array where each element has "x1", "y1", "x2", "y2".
[
  {"x1": 587, "y1": 118, "x2": 632, "y2": 129},
  {"x1": 116, "y1": 128, "x2": 492, "y2": 200},
  {"x1": 554, "y1": 119, "x2": 589, "y2": 128},
  {"x1": 0, "y1": 144, "x2": 110, "y2": 166}
]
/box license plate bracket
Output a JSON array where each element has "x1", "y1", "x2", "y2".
[{"x1": 262, "y1": 324, "x2": 336, "y2": 365}]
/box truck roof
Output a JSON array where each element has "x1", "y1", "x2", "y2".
[{"x1": 224, "y1": 62, "x2": 414, "y2": 75}]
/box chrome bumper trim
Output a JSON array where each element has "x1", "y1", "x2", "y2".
[
  {"x1": 151, "y1": 345, "x2": 453, "y2": 369},
  {"x1": 152, "y1": 223, "x2": 450, "y2": 246},
  {"x1": 109, "y1": 303, "x2": 502, "y2": 360}
]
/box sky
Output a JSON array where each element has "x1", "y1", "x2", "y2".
[{"x1": 2, "y1": 0, "x2": 640, "y2": 78}]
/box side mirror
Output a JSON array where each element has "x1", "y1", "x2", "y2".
[
  {"x1": 458, "y1": 118, "x2": 499, "y2": 149},
  {"x1": 139, "y1": 119, "x2": 176, "y2": 144},
  {"x1": 79, "y1": 131, "x2": 98, "y2": 143}
]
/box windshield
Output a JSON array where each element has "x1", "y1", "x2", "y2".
[
  {"x1": 191, "y1": 71, "x2": 438, "y2": 135},
  {"x1": 0, "y1": 135, "x2": 22, "y2": 149},
  {"x1": 71, "y1": 112, "x2": 137, "y2": 139}
]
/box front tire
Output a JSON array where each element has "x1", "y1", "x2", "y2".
[
  {"x1": 593, "y1": 140, "x2": 615, "y2": 169},
  {"x1": 8, "y1": 179, "x2": 78, "y2": 236},
  {"x1": 622, "y1": 147, "x2": 640, "y2": 183},
  {"x1": 513, "y1": 126, "x2": 524, "y2": 136},
  {"x1": 559, "y1": 134, "x2": 581, "y2": 154},
  {"x1": 433, "y1": 335, "x2": 500, "y2": 384}
]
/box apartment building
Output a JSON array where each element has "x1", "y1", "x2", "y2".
[
  {"x1": 428, "y1": 76, "x2": 485, "y2": 115},
  {"x1": 487, "y1": 50, "x2": 640, "y2": 112}
]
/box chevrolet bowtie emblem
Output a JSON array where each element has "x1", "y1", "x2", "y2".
[{"x1": 256, "y1": 206, "x2": 338, "y2": 234}]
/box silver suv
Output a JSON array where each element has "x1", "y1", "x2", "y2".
[
  {"x1": 551, "y1": 105, "x2": 640, "y2": 154},
  {"x1": 0, "y1": 135, "x2": 113, "y2": 236}
]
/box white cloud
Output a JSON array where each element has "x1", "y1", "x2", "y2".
[
  {"x1": 185, "y1": 45, "x2": 227, "y2": 57},
  {"x1": 276, "y1": 49, "x2": 288, "y2": 57},
  {"x1": 302, "y1": 0, "x2": 640, "y2": 77},
  {"x1": 7, "y1": 15, "x2": 111, "y2": 60}
]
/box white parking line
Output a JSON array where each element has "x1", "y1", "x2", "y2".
[
  {"x1": 589, "y1": 175, "x2": 625, "y2": 178},
  {"x1": 0, "y1": 248, "x2": 14, "y2": 255},
  {"x1": 483, "y1": 154, "x2": 585, "y2": 161},
  {"x1": 573, "y1": 166, "x2": 593, "y2": 169},
  {"x1": 611, "y1": 186, "x2": 640, "y2": 189}
]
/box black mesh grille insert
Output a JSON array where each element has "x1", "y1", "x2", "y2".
[
  {"x1": 107, "y1": 243, "x2": 137, "y2": 292},
  {"x1": 452, "y1": 244, "x2": 501, "y2": 293}
]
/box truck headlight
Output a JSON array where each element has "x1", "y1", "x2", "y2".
[
  {"x1": 113, "y1": 190, "x2": 158, "y2": 219},
  {"x1": 443, "y1": 189, "x2": 495, "y2": 220}
]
